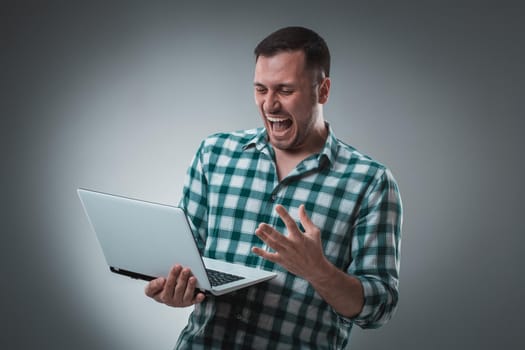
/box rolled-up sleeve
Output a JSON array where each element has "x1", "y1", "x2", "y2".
[{"x1": 347, "y1": 168, "x2": 403, "y2": 329}]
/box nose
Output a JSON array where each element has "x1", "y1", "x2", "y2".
[{"x1": 264, "y1": 91, "x2": 280, "y2": 113}]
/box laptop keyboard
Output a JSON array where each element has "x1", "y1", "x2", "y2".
[{"x1": 206, "y1": 268, "x2": 245, "y2": 287}]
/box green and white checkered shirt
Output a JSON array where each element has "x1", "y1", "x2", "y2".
[{"x1": 176, "y1": 124, "x2": 402, "y2": 349}]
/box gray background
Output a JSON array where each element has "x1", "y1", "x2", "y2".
[{"x1": 2, "y1": 0, "x2": 524, "y2": 349}]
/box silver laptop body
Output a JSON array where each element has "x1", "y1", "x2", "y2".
[{"x1": 77, "y1": 188, "x2": 276, "y2": 295}]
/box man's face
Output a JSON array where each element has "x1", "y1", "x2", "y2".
[{"x1": 254, "y1": 50, "x2": 329, "y2": 154}]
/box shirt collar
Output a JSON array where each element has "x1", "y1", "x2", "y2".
[
  {"x1": 243, "y1": 127, "x2": 268, "y2": 152},
  {"x1": 243, "y1": 122, "x2": 338, "y2": 169}
]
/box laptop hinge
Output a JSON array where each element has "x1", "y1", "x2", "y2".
[{"x1": 110, "y1": 266, "x2": 156, "y2": 281}]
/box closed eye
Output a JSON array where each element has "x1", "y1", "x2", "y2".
[
  {"x1": 255, "y1": 85, "x2": 267, "y2": 94},
  {"x1": 279, "y1": 89, "x2": 294, "y2": 95}
]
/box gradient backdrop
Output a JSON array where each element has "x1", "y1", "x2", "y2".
[{"x1": 2, "y1": 1, "x2": 524, "y2": 349}]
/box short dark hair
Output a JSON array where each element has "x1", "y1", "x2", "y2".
[{"x1": 254, "y1": 26, "x2": 331, "y2": 79}]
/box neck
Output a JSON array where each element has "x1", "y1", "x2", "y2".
[
  {"x1": 286, "y1": 119, "x2": 328, "y2": 156},
  {"x1": 273, "y1": 121, "x2": 328, "y2": 180}
]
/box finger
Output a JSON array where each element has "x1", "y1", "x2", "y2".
[
  {"x1": 275, "y1": 205, "x2": 301, "y2": 237},
  {"x1": 299, "y1": 205, "x2": 321, "y2": 243},
  {"x1": 256, "y1": 224, "x2": 288, "y2": 252},
  {"x1": 173, "y1": 268, "x2": 191, "y2": 303},
  {"x1": 251, "y1": 246, "x2": 280, "y2": 263},
  {"x1": 161, "y1": 265, "x2": 182, "y2": 302},
  {"x1": 298, "y1": 204, "x2": 314, "y2": 231},
  {"x1": 193, "y1": 292, "x2": 206, "y2": 304},
  {"x1": 182, "y1": 276, "x2": 198, "y2": 304},
  {"x1": 145, "y1": 277, "x2": 166, "y2": 298}
]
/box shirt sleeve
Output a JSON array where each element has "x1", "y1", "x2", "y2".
[
  {"x1": 178, "y1": 140, "x2": 209, "y2": 253},
  {"x1": 345, "y1": 167, "x2": 403, "y2": 329}
]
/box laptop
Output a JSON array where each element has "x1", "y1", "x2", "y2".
[{"x1": 77, "y1": 188, "x2": 277, "y2": 295}]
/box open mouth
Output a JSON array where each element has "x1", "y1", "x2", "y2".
[{"x1": 267, "y1": 116, "x2": 293, "y2": 132}]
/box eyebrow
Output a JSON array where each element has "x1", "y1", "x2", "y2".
[{"x1": 253, "y1": 82, "x2": 296, "y2": 89}]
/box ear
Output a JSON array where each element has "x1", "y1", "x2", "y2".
[{"x1": 318, "y1": 77, "x2": 331, "y2": 104}]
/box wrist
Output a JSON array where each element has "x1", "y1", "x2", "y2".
[{"x1": 306, "y1": 256, "x2": 337, "y2": 286}]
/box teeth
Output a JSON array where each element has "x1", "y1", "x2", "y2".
[{"x1": 267, "y1": 116, "x2": 290, "y2": 123}]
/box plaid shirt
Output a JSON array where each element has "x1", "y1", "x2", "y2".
[{"x1": 176, "y1": 125, "x2": 402, "y2": 349}]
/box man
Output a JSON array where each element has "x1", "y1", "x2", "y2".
[{"x1": 146, "y1": 26, "x2": 402, "y2": 349}]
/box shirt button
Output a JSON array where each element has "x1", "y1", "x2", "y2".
[{"x1": 236, "y1": 310, "x2": 249, "y2": 322}]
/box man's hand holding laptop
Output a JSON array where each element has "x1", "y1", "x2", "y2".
[{"x1": 145, "y1": 265, "x2": 206, "y2": 307}]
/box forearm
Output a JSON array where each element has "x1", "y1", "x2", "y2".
[{"x1": 307, "y1": 257, "x2": 364, "y2": 318}]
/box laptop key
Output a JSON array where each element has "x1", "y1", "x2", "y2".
[{"x1": 206, "y1": 268, "x2": 245, "y2": 287}]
